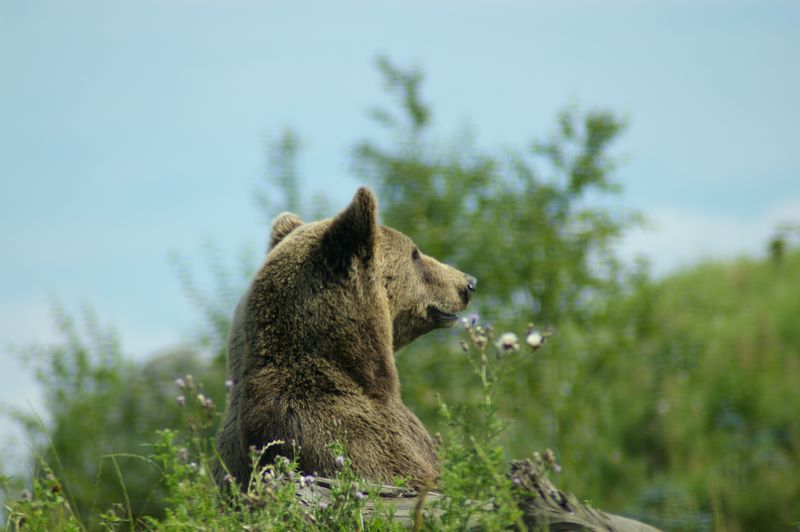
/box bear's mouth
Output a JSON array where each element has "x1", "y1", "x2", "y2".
[{"x1": 428, "y1": 306, "x2": 459, "y2": 324}]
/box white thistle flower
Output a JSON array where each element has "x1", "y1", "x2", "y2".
[
  {"x1": 526, "y1": 331, "x2": 544, "y2": 349},
  {"x1": 497, "y1": 332, "x2": 519, "y2": 351}
]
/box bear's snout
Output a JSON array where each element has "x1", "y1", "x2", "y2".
[
  {"x1": 461, "y1": 274, "x2": 477, "y2": 305},
  {"x1": 466, "y1": 275, "x2": 477, "y2": 293}
]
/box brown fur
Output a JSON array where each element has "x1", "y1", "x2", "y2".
[{"x1": 214, "y1": 187, "x2": 476, "y2": 489}]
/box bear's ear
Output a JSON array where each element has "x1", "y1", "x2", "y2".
[
  {"x1": 269, "y1": 212, "x2": 304, "y2": 249},
  {"x1": 322, "y1": 187, "x2": 378, "y2": 275}
]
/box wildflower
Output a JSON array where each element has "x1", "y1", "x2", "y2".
[
  {"x1": 300, "y1": 474, "x2": 315, "y2": 487},
  {"x1": 544, "y1": 448, "x2": 561, "y2": 473},
  {"x1": 335, "y1": 455, "x2": 345, "y2": 468},
  {"x1": 197, "y1": 393, "x2": 206, "y2": 404},
  {"x1": 319, "y1": 501, "x2": 329, "y2": 510},
  {"x1": 526, "y1": 331, "x2": 544, "y2": 349},
  {"x1": 470, "y1": 313, "x2": 479, "y2": 327},
  {"x1": 473, "y1": 332, "x2": 488, "y2": 350},
  {"x1": 223, "y1": 474, "x2": 235, "y2": 484},
  {"x1": 225, "y1": 379, "x2": 234, "y2": 392},
  {"x1": 189, "y1": 462, "x2": 198, "y2": 472},
  {"x1": 174, "y1": 377, "x2": 186, "y2": 389},
  {"x1": 178, "y1": 447, "x2": 189, "y2": 462},
  {"x1": 544, "y1": 448, "x2": 555, "y2": 463},
  {"x1": 20, "y1": 489, "x2": 32, "y2": 502},
  {"x1": 511, "y1": 477, "x2": 522, "y2": 487},
  {"x1": 176, "y1": 395, "x2": 186, "y2": 407},
  {"x1": 355, "y1": 491, "x2": 365, "y2": 500},
  {"x1": 461, "y1": 317, "x2": 469, "y2": 328},
  {"x1": 204, "y1": 397, "x2": 214, "y2": 410},
  {"x1": 497, "y1": 332, "x2": 519, "y2": 352}
]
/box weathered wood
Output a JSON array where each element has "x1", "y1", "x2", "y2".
[{"x1": 294, "y1": 460, "x2": 660, "y2": 531}]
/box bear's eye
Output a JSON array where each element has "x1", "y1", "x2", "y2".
[{"x1": 411, "y1": 248, "x2": 420, "y2": 261}]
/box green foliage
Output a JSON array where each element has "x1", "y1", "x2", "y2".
[
  {"x1": 170, "y1": 242, "x2": 258, "y2": 360},
  {"x1": 2, "y1": 325, "x2": 552, "y2": 531},
  {"x1": 620, "y1": 252, "x2": 800, "y2": 530},
  {"x1": 355, "y1": 56, "x2": 640, "y2": 505},
  {"x1": 2, "y1": 464, "x2": 83, "y2": 531},
  {"x1": 311, "y1": 443, "x2": 400, "y2": 531},
  {"x1": 7, "y1": 306, "x2": 226, "y2": 527},
  {"x1": 256, "y1": 128, "x2": 304, "y2": 217},
  {"x1": 255, "y1": 128, "x2": 331, "y2": 226},
  {"x1": 431, "y1": 321, "x2": 548, "y2": 530},
  {"x1": 356, "y1": 57, "x2": 634, "y2": 325},
  {"x1": 3, "y1": 57, "x2": 799, "y2": 531}
]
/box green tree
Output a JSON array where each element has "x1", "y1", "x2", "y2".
[
  {"x1": 352, "y1": 58, "x2": 641, "y2": 489},
  {"x1": 356, "y1": 57, "x2": 635, "y2": 326}
]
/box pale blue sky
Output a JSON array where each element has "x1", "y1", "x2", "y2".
[{"x1": 1, "y1": 0, "x2": 799, "y2": 455}]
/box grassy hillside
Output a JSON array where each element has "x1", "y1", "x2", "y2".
[
  {"x1": 624, "y1": 250, "x2": 800, "y2": 530},
  {"x1": 507, "y1": 249, "x2": 800, "y2": 530}
]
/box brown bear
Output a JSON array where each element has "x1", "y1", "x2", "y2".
[{"x1": 214, "y1": 187, "x2": 476, "y2": 489}]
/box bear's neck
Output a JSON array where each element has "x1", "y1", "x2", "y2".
[
  {"x1": 249, "y1": 267, "x2": 401, "y2": 401},
  {"x1": 318, "y1": 315, "x2": 400, "y2": 401}
]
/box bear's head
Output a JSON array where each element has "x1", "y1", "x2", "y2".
[{"x1": 267, "y1": 187, "x2": 476, "y2": 352}]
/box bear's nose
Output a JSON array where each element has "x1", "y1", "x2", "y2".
[{"x1": 466, "y1": 275, "x2": 477, "y2": 292}]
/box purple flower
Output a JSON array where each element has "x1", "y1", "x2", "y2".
[
  {"x1": 223, "y1": 474, "x2": 235, "y2": 484},
  {"x1": 319, "y1": 501, "x2": 328, "y2": 510},
  {"x1": 174, "y1": 377, "x2": 186, "y2": 389},
  {"x1": 355, "y1": 491, "x2": 365, "y2": 500},
  {"x1": 225, "y1": 379, "x2": 234, "y2": 392},
  {"x1": 470, "y1": 313, "x2": 479, "y2": 327},
  {"x1": 335, "y1": 455, "x2": 345, "y2": 468},
  {"x1": 176, "y1": 395, "x2": 186, "y2": 407},
  {"x1": 512, "y1": 476, "x2": 522, "y2": 487},
  {"x1": 300, "y1": 474, "x2": 315, "y2": 487}
]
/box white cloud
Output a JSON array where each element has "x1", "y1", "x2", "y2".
[{"x1": 619, "y1": 196, "x2": 800, "y2": 276}]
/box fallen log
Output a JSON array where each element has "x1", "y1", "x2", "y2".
[{"x1": 294, "y1": 459, "x2": 660, "y2": 531}]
